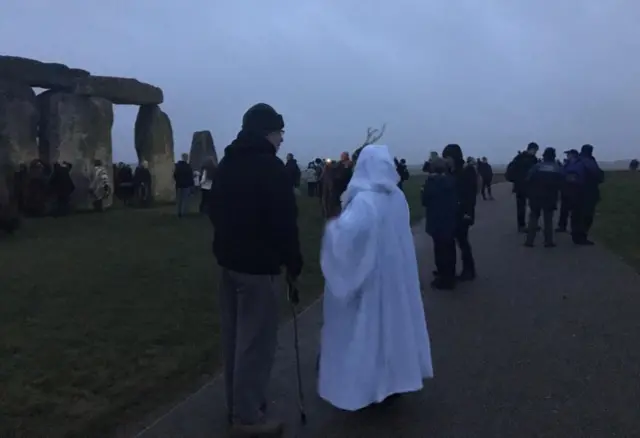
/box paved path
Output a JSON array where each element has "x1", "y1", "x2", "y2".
[{"x1": 133, "y1": 183, "x2": 640, "y2": 438}]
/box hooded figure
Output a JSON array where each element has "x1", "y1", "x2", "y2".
[{"x1": 318, "y1": 144, "x2": 433, "y2": 411}]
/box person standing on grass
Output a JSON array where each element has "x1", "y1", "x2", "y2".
[
  {"x1": 133, "y1": 160, "x2": 152, "y2": 207},
  {"x1": 523, "y1": 147, "x2": 564, "y2": 248},
  {"x1": 89, "y1": 159, "x2": 111, "y2": 212},
  {"x1": 284, "y1": 153, "x2": 301, "y2": 194},
  {"x1": 318, "y1": 144, "x2": 433, "y2": 411},
  {"x1": 173, "y1": 153, "x2": 194, "y2": 217},
  {"x1": 477, "y1": 156, "x2": 494, "y2": 200},
  {"x1": 209, "y1": 103, "x2": 302, "y2": 438}
]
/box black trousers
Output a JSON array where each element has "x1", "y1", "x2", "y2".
[
  {"x1": 307, "y1": 181, "x2": 317, "y2": 197},
  {"x1": 52, "y1": 195, "x2": 71, "y2": 217},
  {"x1": 570, "y1": 196, "x2": 597, "y2": 243},
  {"x1": 557, "y1": 194, "x2": 571, "y2": 230},
  {"x1": 515, "y1": 191, "x2": 528, "y2": 228},
  {"x1": 199, "y1": 188, "x2": 211, "y2": 213},
  {"x1": 432, "y1": 237, "x2": 456, "y2": 282},
  {"x1": 481, "y1": 179, "x2": 492, "y2": 199},
  {"x1": 525, "y1": 207, "x2": 554, "y2": 244},
  {"x1": 455, "y1": 223, "x2": 476, "y2": 274}
]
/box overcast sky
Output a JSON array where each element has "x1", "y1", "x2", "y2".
[{"x1": 2, "y1": 0, "x2": 639, "y2": 164}]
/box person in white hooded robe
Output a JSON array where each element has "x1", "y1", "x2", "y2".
[{"x1": 318, "y1": 144, "x2": 434, "y2": 411}]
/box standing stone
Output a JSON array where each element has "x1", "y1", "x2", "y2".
[
  {"x1": 189, "y1": 130, "x2": 217, "y2": 170},
  {"x1": 0, "y1": 81, "x2": 39, "y2": 170},
  {"x1": 135, "y1": 105, "x2": 175, "y2": 202},
  {"x1": 38, "y1": 91, "x2": 114, "y2": 209}
]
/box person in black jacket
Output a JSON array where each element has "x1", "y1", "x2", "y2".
[
  {"x1": 173, "y1": 153, "x2": 193, "y2": 217},
  {"x1": 523, "y1": 148, "x2": 564, "y2": 247},
  {"x1": 394, "y1": 157, "x2": 410, "y2": 190},
  {"x1": 441, "y1": 143, "x2": 477, "y2": 281},
  {"x1": 209, "y1": 103, "x2": 302, "y2": 437},
  {"x1": 477, "y1": 157, "x2": 494, "y2": 200},
  {"x1": 506, "y1": 142, "x2": 539, "y2": 231},
  {"x1": 49, "y1": 161, "x2": 75, "y2": 216},
  {"x1": 133, "y1": 160, "x2": 152, "y2": 207},
  {"x1": 284, "y1": 153, "x2": 301, "y2": 191}
]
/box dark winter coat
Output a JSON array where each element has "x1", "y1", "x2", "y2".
[
  {"x1": 525, "y1": 161, "x2": 564, "y2": 210},
  {"x1": 173, "y1": 160, "x2": 194, "y2": 189},
  {"x1": 209, "y1": 130, "x2": 303, "y2": 276},
  {"x1": 422, "y1": 174, "x2": 458, "y2": 239},
  {"x1": 506, "y1": 152, "x2": 539, "y2": 193}
]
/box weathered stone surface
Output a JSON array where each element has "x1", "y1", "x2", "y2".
[
  {"x1": 135, "y1": 105, "x2": 175, "y2": 202},
  {"x1": 0, "y1": 82, "x2": 39, "y2": 176},
  {"x1": 72, "y1": 75, "x2": 163, "y2": 105},
  {"x1": 0, "y1": 55, "x2": 89, "y2": 89},
  {"x1": 38, "y1": 91, "x2": 114, "y2": 209},
  {"x1": 189, "y1": 130, "x2": 217, "y2": 170}
]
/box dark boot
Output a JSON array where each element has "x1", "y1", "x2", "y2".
[
  {"x1": 229, "y1": 420, "x2": 284, "y2": 437},
  {"x1": 457, "y1": 270, "x2": 476, "y2": 281},
  {"x1": 431, "y1": 277, "x2": 455, "y2": 290}
]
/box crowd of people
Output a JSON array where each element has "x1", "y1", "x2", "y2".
[
  {"x1": 0, "y1": 158, "x2": 116, "y2": 233},
  {"x1": 419, "y1": 141, "x2": 604, "y2": 291},
  {"x1": 504, "y1": 142, "x2": 604, "y2": 247},
  {"x1": 112, "y1": 161, "x2": 152, "y2": 208}
]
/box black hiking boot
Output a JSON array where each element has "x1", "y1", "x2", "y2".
[
  {"x1": 229, "y1": 420, "x2": 284, "y2": 438},
  {"x1": 457, "y1": 270, "x2": 476, "y2": 282},
  {"x1": 544, "y1": 241, "x2": 556, "y2": 248}
]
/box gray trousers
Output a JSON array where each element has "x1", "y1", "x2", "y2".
[{"x1": 219, "y1": 268, "x2": 280, "y2": 424}]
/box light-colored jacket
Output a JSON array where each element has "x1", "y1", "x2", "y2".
[{"x1": 200, "y1": 169, "x2": 213, "y2": 190}]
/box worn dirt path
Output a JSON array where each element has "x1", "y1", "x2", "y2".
[{"x1": 133, "y1": 183, "x2": 640, "y2": 438}]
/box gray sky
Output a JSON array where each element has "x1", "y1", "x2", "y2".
[{"x1": 3, "y1": 0, "x2": 639, "y2": 164}]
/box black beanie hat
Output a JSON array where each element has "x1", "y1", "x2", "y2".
[
  {"x1": 242, "y1": 103, "x2": 284, "y2": 135},
  {"x1": 442, "y1": 143, "x2": 464, "y2": 164},
  {"x1": 581, "y1": 144, "x2": 594, "y2": 157},
  {"x1": 542, "y1": 147, "x2": 556, "y2": 161}
]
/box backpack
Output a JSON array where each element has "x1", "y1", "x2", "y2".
[{"x1": 505, "y1": 159, "x2": 518, "y2": 182}]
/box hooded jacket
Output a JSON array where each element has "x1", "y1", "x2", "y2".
[{"x1": 209, "y1": 130, "x2": 303, "y2": 276}]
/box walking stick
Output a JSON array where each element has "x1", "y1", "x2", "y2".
[{"x1": 287, "y1": 278, "x2": 307, "y2": 425}]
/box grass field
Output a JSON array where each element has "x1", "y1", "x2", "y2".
[
  {"x1": 592, "y1": 171, "x2": 640, "y2": 272},
  {"x1": 0, "y1": 177, "x2": 425, "y2": 437}
]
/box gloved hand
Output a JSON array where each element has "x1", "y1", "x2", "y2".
[
  {"x1": 286, "y1": 255, "x2": 303, "y2": 282},
  {"x1": 287, "y1": 280, "x2": 300, "y2": 305}
]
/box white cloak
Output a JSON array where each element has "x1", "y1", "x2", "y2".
[{"x1": 318, "y1": 144, "x2": 433, "y2": 411}]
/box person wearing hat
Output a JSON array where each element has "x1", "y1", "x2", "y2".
[
  {"x1": 505, "y1": 142, "x2": 540, "y2": 232},
  {"x1": 556, "y1": 149, "x2": 579, "y2": 232},
  {"x1": 209, "y1": 103, "x2": 302, "y2": 437},
  {"x1": 523, "y1": 147, "x2": 564, "y2": 247}
]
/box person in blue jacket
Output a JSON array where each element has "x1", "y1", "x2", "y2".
[{"x1": 422, "y1": 157, "x2": 459, "y2": 290}]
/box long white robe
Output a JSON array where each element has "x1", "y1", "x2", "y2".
[{"x1": 318, "y1": 144, "x2": 433, "y2": 411}]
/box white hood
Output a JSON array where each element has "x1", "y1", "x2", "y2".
[{"x1": 341, "y1": 144, "x2": 400, "y2": 207}]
